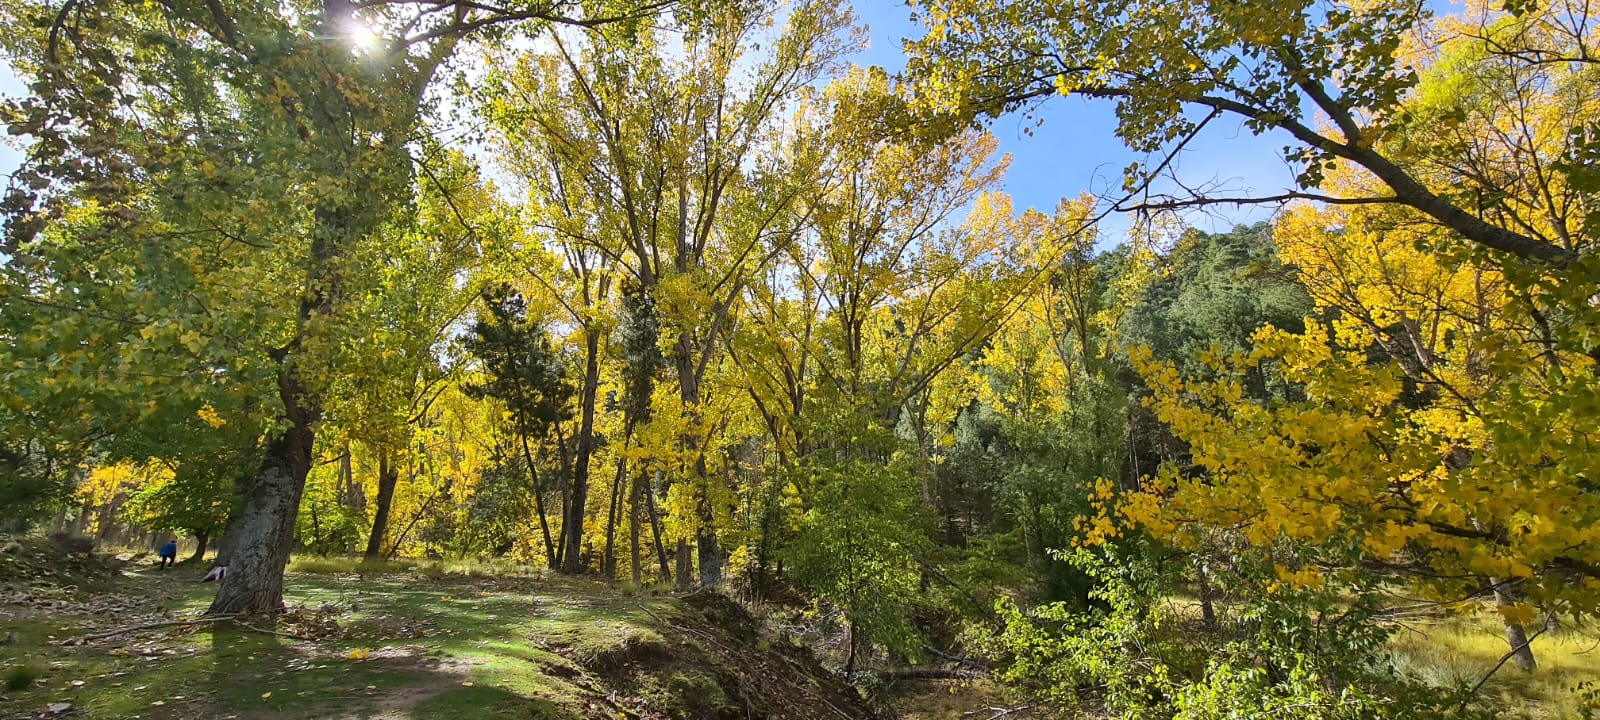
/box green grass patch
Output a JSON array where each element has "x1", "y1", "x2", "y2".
[
  {"x1": 413, "y1": 685, "x2": 574, "y2": 719},
  {"x1": 1, "y1": 560, "x2": 881, "y2": 720},
  {"x1": 3, "y1": 662, "x2": 42, "y2": 691},
  {"x1": 286, "y1": 555, "x2": 418, "y2": 574}
]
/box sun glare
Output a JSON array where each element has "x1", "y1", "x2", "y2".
[{"x1": 349, "y1": 19, "x2": 380, "y2": 53}]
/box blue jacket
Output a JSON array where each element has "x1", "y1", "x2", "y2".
[{"x1": 159, "y1": 541, "x2": 178, "y2": 557}]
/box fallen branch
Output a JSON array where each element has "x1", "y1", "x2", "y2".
[
  {"x1": 884, "y1": 668, "x2": 987, "y2": 682},
  {"x1": 235, "y1": 622, "x2": 310, "y2": 641},
  {"x1": 964, "y1": 705, "x2": 1033, "y2": 719},
  {"x1": 77, "y1": 614, "x2": 241, "y2": 642}
]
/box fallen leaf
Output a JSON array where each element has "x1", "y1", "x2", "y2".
[
  {"x1": 461, "y1": 681, "x2": 474, "y2": 687},
  {"x1": 46, "y1": 703, "x2": 72, "y2": 714},
  {"x1": 261, "y1": 692, "x2": 272, "y2": 700}
]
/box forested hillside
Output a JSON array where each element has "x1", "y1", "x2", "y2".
[{"x1": 2, "y1": 0, "x2": 1597, "y2": 716}]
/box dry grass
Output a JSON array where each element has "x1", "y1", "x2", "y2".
[
  {"x1": 1391, "y1": 612, "x2": 1600, "y2": 718},
  {"x1": 284, "y1": 554, "x2": 549, "y2": 578}
]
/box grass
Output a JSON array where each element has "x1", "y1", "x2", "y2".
[
  {"x1": 2, "y1": 662, "x2": 41, "y2": 692},
  {"x1": 0, "y1": 553, "x2": 882, "y2": 719},
  {"x1": 285, "y1": 554, "x2": 553, "y2": 578},
  {"x1": 1391, "y1": 612, "x2": 1600, "y2": 718}
]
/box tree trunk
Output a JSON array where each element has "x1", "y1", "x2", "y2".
[
  {"x1": 211, "y1": 468, "x2": 254, "y2": 570},
  {"x1": 364, "y1": 451, "x2": 399, "y2": 560},
  {"x1": 340, "y1": 441, "x2": 364, "y2": 510},
  {"x1": 212, "y1": 514, "x2": 241, "y2": 568},
  {"x1": 676, "y1": 538, "x2": 693, "y2": 591},
  {"x1": 206, "y1": 399, "x2": 315, "y2": 616},
  {"x1": 1197, "y1": 565, "x2": 1217, "y2": 627},
  {"x1": 603, "y1": 456, "x2": 626, "y2": 580},
  {"x1": 646, "y1": 472, "x2": 671, "y2": 583},
  {"x1": 697, "y1": 527, "x2": 721, "y2": 588},
  {"x1": 189, "y1": 529, "x2": 209, "y2": 562},
  {"x1": 844, "y1": 619, "x2": 859, "y2": 677},
  {"x1": 518, "y1": 428, "x2": 557, "y2": 568},
  {"x1": 553, "y1": 421, "x2": 571, "y2": 570},
  {"x1": 691, "y1": 453, "x2": 722, "y2": 587},
  {"x1": 630, "y1": 469, "x2": 645, "y2": 586},
  {"x1": 674, "y1": 340, "x2": 723, "y2": 587},
  {"x1": 562, "y1": 329, "x2": 603, "y2": 574},
  {"x1": 1492, "y1": 579, "x2": 1538, "y2": 672}
]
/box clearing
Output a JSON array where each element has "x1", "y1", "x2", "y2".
[{"x1": 0, "y1": 544, "x2": 910, "y2": 720}]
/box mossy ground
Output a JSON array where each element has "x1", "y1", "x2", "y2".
[{"x1": 0, "y1": 546, "x2": 878, "y2": 720}]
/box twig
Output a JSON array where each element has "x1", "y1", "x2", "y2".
[{"x1": 1467, "y1": 626, "x2": 1548, "y2": 696}]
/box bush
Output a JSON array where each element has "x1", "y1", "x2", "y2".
[
  {"x1": 0, "y1": 446, "x2": 69, "y2": 533},
  {"x1": 988, "y1": 542, "x2": 1494, "y2": 720}
]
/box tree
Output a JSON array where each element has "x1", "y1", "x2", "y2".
[
  {"x1": 902, "y1": 0, "x2": 1587, "y2": 265},
  {"x1": 481, "y1": 0, "x2": 862, "y2": 585},
  {"x1": 321, "y1": 149, "x2": 498, "y2": 560},
  {"x1": 1095, "y1": 11, "x2": 1600, "y2": 672},
  {"x1": 1, "y1": 0, "x2": 667, "y2": 614},
  {"x1": 464, "y1": 285, "x2": 572, "y2": 567}
]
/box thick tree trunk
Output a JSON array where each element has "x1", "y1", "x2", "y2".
[
  {"x1": 206, "y1": 402, "x2": 315, "y2": 616},
  {"x1": 674, "y1": 341, "x2": 723, "y2": 588},
  {"x1": 189, "y1": 530, "x2": 209, "y2": 562},
  {"x1": 675, "y1": 539, "x2": 693, "y2": 591},
  {"x1": 364, "y1": 452, "x2": 399, "y2": 560},
  {"x1": 211, "y1": 469, "x2": 253, "y2": 570},
  {"x1": 213, "y1": 515, "x2": 241, "y2": 568},
  {"x1": 697, "y1": 527, "x2": 721, "y2": 588},
  {"x1": 562, "y1": 330, "x2": 603, "y2": 574}
]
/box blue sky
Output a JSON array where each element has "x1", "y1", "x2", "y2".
[
  {"x1": 0, "y1": 2, "x2": 1293, "y2": 245},
  {"x1": 848, "y1": 4, "x2": 1289, "y2": 241},
  {"x1": 0, "y1": 63, "x2": 21, "y2": 182}
]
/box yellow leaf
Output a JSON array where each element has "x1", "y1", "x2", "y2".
[
  {"x1": 197, "y1": 405, "x2": 227, "y2": 429},
  {"x1": 1497, "y1": 602, "x2": 1537, "y2": 627}
]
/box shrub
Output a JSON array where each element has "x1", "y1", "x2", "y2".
[{"x1": 988, "y1": 541, "x2": 1494, "y2": 720}]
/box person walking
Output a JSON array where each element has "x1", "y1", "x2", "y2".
[{"x1": 158, "y1": 539, "x2": 178, "y2": 570}]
